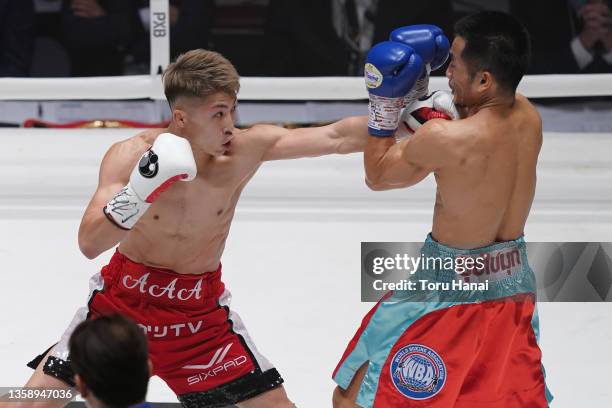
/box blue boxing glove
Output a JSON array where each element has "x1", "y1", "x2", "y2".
[
  {"x1": 365, "y1": 41, "x2": 424, "y2": 137},
  {"x1": 390, "y1": 25, "x2": 450, "y2": 105}
]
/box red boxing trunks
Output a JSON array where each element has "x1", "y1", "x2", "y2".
[
  {"x1": 28, "y1": 249, "x2": 282, "y2": 407},
  {"x1": 333, "y1": 234, "x2": 552, "y2": 407}
]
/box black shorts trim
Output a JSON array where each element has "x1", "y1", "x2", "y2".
[
  {"x1": 27, "y1": 348, "x2": 75, "y2": 388},
  {"x1": 177, "y1": 368, "x2": 283, "y2": 408},
  {"x1": 43, "y1": 356, "x2": 76, "y2": 387},
  {"x1": 26, "y1": 344, "x2": 54, "y2": 370},
  {"x1": 27, "y1": 289, "x2": 103, "y2": 387}
]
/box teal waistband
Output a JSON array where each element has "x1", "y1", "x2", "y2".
[
  {"x1": 424, "y1": 233, "x2": 526, "y2": 255},
  {"x1": 393, "y1": 234, "x2": 536, "y2": 302}
]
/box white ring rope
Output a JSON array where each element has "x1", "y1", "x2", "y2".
[{"x1": 0, "y1": 74, "x2": 611, "y2": 101}]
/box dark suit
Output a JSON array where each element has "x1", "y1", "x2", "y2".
[
  {"x1": 261, "y1": 0, "x2": 455, "y2": 77},
  {"x1": 373, "y1": 0, "x2": 454, "y2": 44},
  {"x1": 61, "y1": 0, "x2": 140, "y2": 76},
  {"x1": 170, "y1": 0, "x2": 214, "y2": 58},
  {"x1": 0, "y1": 0, "x2": 34, "y2": 76},
  {"x1": 261, "y1": 0, "x2": 352, "y2": 76},
  {"x1": 511, "y1": 0, "x2": 612, "y2": 74}
]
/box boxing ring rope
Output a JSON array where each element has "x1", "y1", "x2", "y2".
[{"x1": 0, "y1": 74, "x2": 612, "y2": 101}]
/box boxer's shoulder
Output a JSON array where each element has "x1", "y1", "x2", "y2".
[
  {"x1": 135, "y1": 128, "x2": 165, "y2": 145},
  {"x1": 417, "y1": 116, "x2": 466, "y2": 144},
  {"x1": 229, "y1": 124, "x2": 286, "y2": 154},
  {"x1": 514, "y1": 93, "x2": 542, "y2": 126},
  {"x1": 127, "y1": 129, "x2": 161, "y2": 149},
  {"x1": 436, "y1": 115, "x2": 491, "y2": 155},
  {"x1": 238, "y1": 123, "x2": 283, "y2": 140},
  {"x1": 102, "y1": 130, "x2": 155, "y2": 166}
]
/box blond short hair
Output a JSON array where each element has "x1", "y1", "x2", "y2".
[{"x1": 163, "y1": 49, "x2": 240, "y2": 107}]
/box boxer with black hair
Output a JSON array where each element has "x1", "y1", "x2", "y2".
[{"x1": 334, "y1": 14, "x2": 553, "y2": 407}]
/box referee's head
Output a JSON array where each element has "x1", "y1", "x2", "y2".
[{"x1": 69, "y1": 314, "x2": 151, "y2": 408}]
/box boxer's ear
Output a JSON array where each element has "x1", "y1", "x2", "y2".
[
  {"x1": 74, "y1": 374, "x2": 89, "y2": 397},
  {"x1": 477, "y1": 71, "x2": 493, "y2": 92},
  {"x1": 172, "y1": 109, "x2": 188, "y2": 128}
]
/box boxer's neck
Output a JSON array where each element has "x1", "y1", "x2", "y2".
[{"x1": 468, "y1": 92, "x2": 515, "y2": 116}]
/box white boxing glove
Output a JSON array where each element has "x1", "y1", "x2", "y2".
[
  {"x1": 396, "y1": 90, "x2": 459, "y2": 142},
  {"x1": 104, "y1": 133, "x2": 197, "y2": 230}
]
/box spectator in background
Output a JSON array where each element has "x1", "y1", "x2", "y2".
[
  {"x1": 571, "y1": 0, "x2": 612, "y2": 71},
  {"x1": 372, "y1": 0, "x2": 453, "y2": 75},
  {"x1": 30, "y1": 0, "x2": 71, "y2": 77},
  {"x1": 513, "y1": 0, "x2": 612, "y2": 73},
  {"x1": 69, "y1": 314, "x2": 151, "y2": 408},
  {"x1": 169, "y1": 0, "x2": 214, "y2": 59},
  {"x1": 330, "y1": 0, "x2": 379, "y2": 75},
  {"x1": 372, "y1": 0, "x2": 453, "y2": 45},
  {"x1": 0, "y1": 0, "x2": 35, "y2": 76},
  {"x1": 261, "y1": 0, "x2": 453, "y2": 77},
  {"x1": 61, "y1": 0, "x2": 142, "y2": 76},
  {"x1": 261, "y1": 0, "x2": 355, "y2": 76}
]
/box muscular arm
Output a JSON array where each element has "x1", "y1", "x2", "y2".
[
  {"x1": 258, "y1": 116, "x2": 368, "y2": 161},
  {"x1": 78, "y1": 139, "x2": 149, "y2": 259},
  {"x1": 365, "y1": 120, "x2": 460, "y2": 190}
]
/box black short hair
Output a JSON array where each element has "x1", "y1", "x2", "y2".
[
  {"x1": 454, "y1": 11, "x2": 531, "y2": 93},
  {"x1": 69, "y1": 315, "x2": 149, "y2": 408}
]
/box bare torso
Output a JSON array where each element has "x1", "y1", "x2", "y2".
[
  {"x1": 432, "y1": 94, "x2": 542, "y2": 248},
  {"x1": 118, "y1": 129, "x2": 262, "y2": 274},
  {"x1": 80, "y1": 114, "x2": 365, "y2": 274}
]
